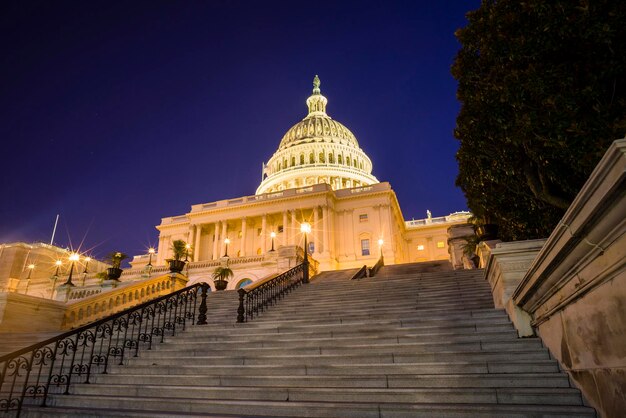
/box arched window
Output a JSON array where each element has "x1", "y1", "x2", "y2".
[
  {"x1": 338, "y1": 155, "x2": 343, "y2": 164},
  {"x1": 300, "y1": 154, "x2": 305, "y2": 165},
  {"x1": 291, "y1": 156, "x2": 295, "y2": 166},
  {"x1": 236, "y1": 278, "x2": 253, "y2": 289},
  {"x1": 310, "y1": 153, "x2": 315, "y2": 163},
  {"x1": 256, "y1": 248, "x2": 262, "y2": 255},
  {"x1": 329, "y1": 154, "x2": 334, "y2": 164},
  {"x1": 319, "y1": 153, "x2": 325, "y2": 163}
]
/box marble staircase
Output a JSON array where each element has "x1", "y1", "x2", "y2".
[{"x1": 21, "y1": 262, "x2": 595, "y2": 417}]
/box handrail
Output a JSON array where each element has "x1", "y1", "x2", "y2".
[
  {"x1": 0, "y1": 281, "x2": 210, "y2": 415},
  {"x1": 369, "y1": 256, "x2": 384, "y2": 277},
  {"x1": 351, "y1": 265, "x2": 368, "y2": 280},
  {"x1": 237, "y1": 263, "x2": 307, "y2": 323}
]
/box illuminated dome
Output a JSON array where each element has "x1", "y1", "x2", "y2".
[{"x1": 256, "y1": 76, "x2": 378, "y2": 194}]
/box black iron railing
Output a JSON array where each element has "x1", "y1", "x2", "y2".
[
  {"x1": 237, "y1": 262, "x2": 307, "y2": 322},
  {"x1": 351, "y1": 265, "x2": 368, "y2": 280},
  {"x1": 0, "y1": 281, "x2": 209, "y2": 415},
  {"x1": 369, "y1": 256, "x2": 384, "y2": 277}
]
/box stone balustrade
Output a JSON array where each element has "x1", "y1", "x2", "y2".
[{"x1": 62, "y1": 273, "x2": 188, "y2": 329}]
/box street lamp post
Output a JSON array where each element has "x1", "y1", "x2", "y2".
[
  {"x1": 62, "y1": 253, "x2": 79, "y2": 287},
  {"x1": 270, "y1": 232, "x2": 276, "y2": 252},
  {"x1": 24, "y1": 263, "x2": 35, "y2": 294},
  {"x1": 224, "y1": 238, "x2": 230, "y2": 257},
  {"x1": 81, "y1": 257, "x2": 91, "y2": 286},
  {"x1": 378, "y1": 238, "x2": 384, "y2": 259},
  {"x1": 300, "y1": 222, "x2": 311, "y2": 284},
  {"x1": 147, "y1": 248, "x2": 155, "y2": 277},
  {"x1": 51, "y1": 260, "x2": 62, "y2": 299}
]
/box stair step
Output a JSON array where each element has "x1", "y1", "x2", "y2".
[
  {"x1": 13, "y1": 263, "x2": 594, "y2": 417},
  {"x1": 25, "y1": 395, "x2": 595, "y2": 418}
]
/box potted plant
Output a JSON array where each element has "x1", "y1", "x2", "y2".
[
  {"x1": 167, "y1": 239, "x2": 188, "y2": 273},
  {"x1": 212, "y1": 265, "x2": 233, "y2": 291},
  {"x1": 106, "y1": 251, "x2": 128, "y2": 280},
  {"x1": 461, "y1": 234, "x2": 481, "y2": 268}
]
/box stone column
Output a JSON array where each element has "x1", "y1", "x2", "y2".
[
  {"x1": 346, "y1": 209, "x2": 355, "y2": 258},
  {"x1": 290, "y1": 210, "x2": 297, "y2": 245},
  {"x1": 328, "y1": 206, "x2": 335, "y2": 258},
  {"x1": 187, "y1": 226, "x2": 194, "y2": 252},
  {"x1": 220, "y1": 221, "x2": 228, "y2": 256},
  {"x1": 261, "y1": 214, "x2": 267, "y2": 253},
  {"x1": 337, "y1": 210, "x2": 345, "y2": 257},
  {"x1": 212, "y1": 222, "x2": 219, "y2": 260},
  {"x1": 313, "y1": 206, "x2": 319, "y2": 254},
  {"x1": 322, "y1": 205, "x2": 329, "y2": 254},
  {"x1": 282, "y1": 211, "x2": 288, "y2": 246},
  {"x1": 240, "y1": 217, "x2": 247, "y2": 257},
  {"x1": 194, "y1": 225, "x2": 202, "y2": 261},
  {"x1": 381, "y1": 204, "x2": 394, "y2": 258},
  {"x1": 157, "y1": 236, "x2": 166, "y2": 265}
]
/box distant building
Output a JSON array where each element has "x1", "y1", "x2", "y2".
[{"x1": 0, "y1": 242, "x2": 109, "y2": 299}]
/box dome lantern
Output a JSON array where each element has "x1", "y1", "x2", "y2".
[{"x1": 306, "y1": 75, "x2": 328, "y2": 117}]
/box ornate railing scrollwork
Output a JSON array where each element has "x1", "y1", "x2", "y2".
[
  {"x1": 0, "y1": 281, "x2": 210, "y2": 415},
  {"x1": 237, "y1": 263, "x2": 308, "y2": 323}
]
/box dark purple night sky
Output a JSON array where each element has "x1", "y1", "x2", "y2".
[{"x1": 1, "y1": 1, "x2": 479, "y2": 263}]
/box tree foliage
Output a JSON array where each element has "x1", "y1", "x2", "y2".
[{"x1": 452, "y1": 0, "x2": 626, "y2": 240}]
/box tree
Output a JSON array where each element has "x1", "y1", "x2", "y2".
[{"x1": 452, "y1": 0, "x2": 626, "y2": 240}]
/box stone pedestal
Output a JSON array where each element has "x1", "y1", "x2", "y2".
[{"x1": 447, "y1": 224, "x2": 475, "y2": 270}]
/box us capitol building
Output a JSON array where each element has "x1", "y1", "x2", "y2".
[
  {"x1": 0, "y1": 76, "x2": 471, "y2": 297},
  {"x1": 126, "y1": 76, "x2": 471, "y2": 290}
]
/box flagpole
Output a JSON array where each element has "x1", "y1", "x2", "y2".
[{"x1": 50, "y1": 214, "x2": 59, "y2": 245}]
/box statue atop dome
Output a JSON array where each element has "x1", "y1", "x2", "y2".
[{"x1": 313, "y1": 75, "x2": 321, "y2": 94}]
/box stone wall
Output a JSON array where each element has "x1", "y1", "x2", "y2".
[
  {"x1": 512, "y1": 138, "x2": 626, "y2": 418},
  {"x1": 0, "y1": 293, "x2": 66, "y2": 333}
]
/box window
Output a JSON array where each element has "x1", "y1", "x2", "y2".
[
  {"x1": 329, "y1": 154, "x2": 334, "y2": 164},
  {"x1": 238, "y1": 231, "x2": 242, "y2": 238},
  {"x1": 319, "y1": 153, "x2": 325, "y2": 163},
  {"x1": 278, "y1": 225, "x2": 284, "y2": 233},
  {"x1": 237, "y1": 278, "x2": 253, "y2": 289},
  {"x1": 291, "y1": 156, "x2": 295, "y2": 166},
  {"x1": 338, "y1": 155, "x2": 343, "y2": 164},
  {"x1": 436, "y1": 241, "x2": 445, "y2": 249},
  {"x1": 359, "y1": 214, "x2": 368, "y2": 222},
  {"x1": 361, "y1": 239, "x2": 370, "y2": 256},
  {"x1": 308, "y1": 242, "x2": 315, "y2": 253},
  {"x1": 257, "y1": 228, "x2": 262, "y2": 236},
  {"x1": 300, "y1": 155, "x2": 305, "y2": 165},
  {"x1": 417, "y1": 245, "x2": 425, "y2": 251},
  {"x1": 310, "y1": 153, "x2": 315, "y2": 163}
]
